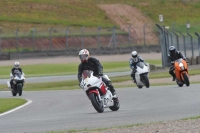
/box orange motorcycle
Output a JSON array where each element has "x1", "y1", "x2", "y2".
[{"x1": 173, "y1": 58, "x2": 190, "y2": 87}]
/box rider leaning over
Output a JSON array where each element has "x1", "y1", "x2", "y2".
[
  {"x1": 77, "y1": 49, "x2": 116, "y2": 96},
  {"x1": 168, "y1": 46, "x2": 188, "y2": 81},
  {"x1": 129, "y1": 51, "x2": 146, "y2": 83}
]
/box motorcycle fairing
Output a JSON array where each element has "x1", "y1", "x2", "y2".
[
  {"x1": 174, "y1": 59, "x2": 188, "y2": 82},
  {"x1": 101, "y1": 90, "x2": 114, "y2": 107},
  {"x1": 135, "y1": 62, "x2": 149, "y2": 86},
  {"x1": 81, "y1": 70, "x2": 114, "y2": 108}
]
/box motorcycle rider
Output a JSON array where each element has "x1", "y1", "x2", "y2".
[
  {"x1": 10, "y1": 62, "x2": 23, "y2": 89},
  {"x1": 129, "y1": 51, "x2": 145, "y2": 83},
  {"x1": 168, "y1": 46, "x2": 188, "y2": 81},
  {"x1": 77, "y1": 49, "x2": 116, "y2": 96}
]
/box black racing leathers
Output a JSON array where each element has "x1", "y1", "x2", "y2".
[
  {"x1": 168, "y1": 51, "x2": 185, "y2": 63},
  {"x1": 78, "y1": 57, "x2": 103, "y2": 82},
  {"x1": 168, "y1": 51, "x2": 186, "y2": 80},
  {"x1": 77, "y1": 57, "x2": 116, "y2": 95}
]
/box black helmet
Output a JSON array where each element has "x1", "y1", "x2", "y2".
[{"x1": 169, "y1": 46, "x2": 176, "y2": 55}]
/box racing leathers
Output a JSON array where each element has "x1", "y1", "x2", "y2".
[
  {"x1": 168, "y1": 51, "x2": 187, "y2": 81},
  {"x1": 78, "y1": 57, "x2": 116, "y2": 95},
  {"x1": 129, "y1": 56, "x2": 144, "y2": 83}
]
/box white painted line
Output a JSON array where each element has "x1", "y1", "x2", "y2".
[{"x1": 0, "y1": 99, "x2": 32, "y2": 117}]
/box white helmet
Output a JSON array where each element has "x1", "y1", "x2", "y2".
[
  {"x1": 131, "y1": 51, "x2": 138, "y2": 62},
  {"x1": 79, "y1": 49, "x2": 90, "y2": 62},
  {"x1": 14, "y1": 62, "x2": 20, "y2": 68}
]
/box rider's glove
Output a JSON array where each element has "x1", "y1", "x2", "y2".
[{"x1": 98, "y1": 72, "x2": 103, "y2": 77}]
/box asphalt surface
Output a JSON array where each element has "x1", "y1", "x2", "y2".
[{"x1": 1, "y1": 84, "x2": 200, "y2": 133}]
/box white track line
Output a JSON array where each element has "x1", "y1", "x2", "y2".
[{"x1": 0, "y1": 99, "x2": 32, "y2": 117}]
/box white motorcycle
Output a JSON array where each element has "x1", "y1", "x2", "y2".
[
  {"x1": 7, "y1": 70, "x2": 25, "y2": 96},
  {"x1": 80, "y1": 70, "x2": 120, "y2": 113},
  {"x1": 134, "y1": 62, "x2": 150, "y2": 89}
]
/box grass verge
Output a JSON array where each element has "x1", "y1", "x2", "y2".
[
  {"x1": 0, "y1": 78, "x2": 200, "y2": 91},
  {"x1": 0, "y1": 60, "x2": 162, "y2": 78},
  {"x1": 0, "y1": 98, "x2": 27, "y2": 114}
]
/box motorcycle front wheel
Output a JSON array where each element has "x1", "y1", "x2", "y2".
[
  {"x1": 142, "y1": 74, "x2": 150, "y2": 88},
  {"x1": 89, "y1": 93, "x2": 104, "y2": 113},
  {"x1": 17, "y1": 84, "x2": 23, "y2": 96},
  {"x1": 12, "y1": 91, "x2": 17, "y2": 96},
  {"x1": 11, "y1": 86, "x2": 17, "y2": 96},
  {"x1": 183, "y1": 73, "x2": 190, "y2": 86}
]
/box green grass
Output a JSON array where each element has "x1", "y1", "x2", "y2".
[
  {"x1": 1, "y1": 0, "x2": 200, "y2": 34},
  {"x1": 3, "y1": 47, "x2": 33, "y2": 52},
  {"x1": 0, "y1": 98, "x2": 27, "y2": 113},
  {"x1": 0, "y1": 60, "x2": 161, "y2": 78},
  {"x1": 181, "y1": 115, "x2": 200, "y2": 120},
  {"x1": 0, "y1": 0, "x2": 114, "y2": 31},
  {"x1": 109, "y1": 69, "x2": 200, "y2": 83},
  {"x1": 1, "y1": 73, "x2": 200, "y2": 91}
]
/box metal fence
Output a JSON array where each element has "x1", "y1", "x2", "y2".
[
  {"x1": 156, "y1": 23, "x2": 200, "y2": 68},
  {"x1": 0, "y1": 25, "x2": 159, "y2": 53}
]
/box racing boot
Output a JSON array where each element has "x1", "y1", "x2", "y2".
[
  {"x1": 132, "y1": 78, "x2": 136, "y2": 83},
  {"x1": 172, "y1": 76, "x2": 176, "y2": 81},
  {"x1": 131, "y1": 73, "x2": 136, "y2": 83},
  {"x1": 169, "y1": 71, "x2": 176, "y2": 81}
]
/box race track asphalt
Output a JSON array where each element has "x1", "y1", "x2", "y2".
[{"x1": 0, "y1": 84, "x2": 200, "y2": 133}]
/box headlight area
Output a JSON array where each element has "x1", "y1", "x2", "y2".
[
  {"x1": 13, "y1": 79, "x2": 24, "y2": 84},
  {"x1": 179, "y1": 63, "x2": 184, "y2": 70}
]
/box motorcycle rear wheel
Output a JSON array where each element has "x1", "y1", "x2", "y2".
[{"x1": 89, "y1": 93, "x2": 104, "y2": 113}]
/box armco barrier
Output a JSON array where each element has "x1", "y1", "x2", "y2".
[{"x1": 0, "y1": 53, "x2": 10, "y2": 60}]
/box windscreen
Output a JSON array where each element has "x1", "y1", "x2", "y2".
[
  {"x1": 175, "y1": 58, "x2": 183, "y2": 63},
  {"x1": 82, "y1": 70, "x2": 92, "y2": 80},
  {"x1": 136, "y1": 62, "x2": 144, "y2": 68}
]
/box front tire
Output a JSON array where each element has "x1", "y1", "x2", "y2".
[
  {"x1": 11, "y1": 86, "x2": 17, "y2": 96},
  {"x1": 183, "y1": 73, "x2": 190, "y2": 86},
  {"x1": 89, "y1": 93, "x2": 104, "y2": 113},
  {"x1": 12, "y1": 91, "x2": 17, "y2": 96},
  {"x1": 142, "y1": 74, "x2": 150, "y2": 88},
  {"x1": 109, "y1": 97, "x2": 120, "y2": 111},
  {"x1": 137, "y1": 85, "x2": 143, "y2": 89},
  {"x1": 17, "y1": 84, "x2": 23, "y2": 96}
]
